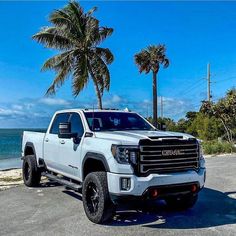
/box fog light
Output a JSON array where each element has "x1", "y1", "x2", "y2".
[
  {"x1": 150, "y1": 189, "x2": 159, "y2": 198},
  {"x1": 191, "y1": 184, "x2": 197, "y2": 193},
  {"x1": 120, "y1": 177, "x2": 131, "y2": 191}
]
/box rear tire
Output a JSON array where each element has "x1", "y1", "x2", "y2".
[
  {"x1": 22, "y1": 155, "x2": 41, "y2": 187},
  {"x1": 165, "y1": 193, "x2": 198, "y2": 210},
  {"x1": 82, "y1": 172, "x2": 114, "y2": 224}
]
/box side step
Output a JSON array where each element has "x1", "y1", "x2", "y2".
[{"x1": 42, "y1": 172, "x2": 82, "y2": 192}]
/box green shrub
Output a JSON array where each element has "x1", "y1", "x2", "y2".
[{"x1": 202, "y1": 141, "x2": 236, "y2": 155}]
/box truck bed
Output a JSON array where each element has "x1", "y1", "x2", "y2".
[{"x1": 22, "y1": 131, "x2": 46, "y2": 160}]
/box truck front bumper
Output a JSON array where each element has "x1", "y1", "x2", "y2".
[{"x1": 107, "y1": 168, "x2": 206, "y2": 198}]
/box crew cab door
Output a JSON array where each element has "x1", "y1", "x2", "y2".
[
  {"x1": 43, "y1": 113, "x2": 70, "y2": 173},
  {"x1": 58, "y1": 112, "x2": 84, "y2": 180}
]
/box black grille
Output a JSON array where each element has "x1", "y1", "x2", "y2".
[{"x1": 138, "y1": 138, "x2": 199, "y2": 175}]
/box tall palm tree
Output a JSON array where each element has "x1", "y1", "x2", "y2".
[
  {"x1": 32, "y1": 1, "x2": 114, "y2": 109},
  {"x1": 135, "y1": 45, "x2": 169, "y2": 128}
]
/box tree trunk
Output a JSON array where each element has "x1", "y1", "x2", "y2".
[
  {"x1": 153, "y1": 72, "x2": 158, "y2": 128},
  {"x1": 89, "y1": 65, "x2": 103, "y2": 109},
  {"x1": 220, "y1": 118, "x2": 232, "y2": 143},
  {"x1": 93, "y1": 78, "x2": 103, "y2": 109}
]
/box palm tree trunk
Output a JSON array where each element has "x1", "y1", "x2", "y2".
[
  {"x1": 88, "y1": 65, "x2": 103, "y2": 109},
  {"x1": 93, "y1": 78, "x2": 103, "y2": 109},
  {"x1": 153, "y1": 71, "x2": 158, "y2": 128}
]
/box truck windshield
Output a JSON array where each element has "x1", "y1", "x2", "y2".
[{"x1": 84, "y1": 112, "x2": 154, "y2": 131}]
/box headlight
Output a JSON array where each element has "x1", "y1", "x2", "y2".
[
  {"x1": 111, "y1": 145, "x2": 139, "y2": 165},
  {"x1": 198, "y1": 141, "x2": 205, "y2": 168}
]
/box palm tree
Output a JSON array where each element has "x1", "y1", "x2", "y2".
[
  {"x1": 32, "y1": 1, "x2": 114, "y2": 109},
  {"x1": 135, "y1": 45, "x2": 169, "y2": 128}
]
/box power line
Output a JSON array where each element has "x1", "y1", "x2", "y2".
[
  {"x1": 213, "y1": 76, "x2": 236, "y2": 84},
  {"x1": 172, "y1": 78, "x2": 205, "y2": 97}
]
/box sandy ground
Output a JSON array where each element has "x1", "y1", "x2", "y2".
[{"x1": 0, "y1": 169, "x2": 23, "y2": 191}]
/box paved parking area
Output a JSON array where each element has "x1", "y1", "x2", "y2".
[{"x1": 1, "y1": 156, "x2": 236, "y2": 236}]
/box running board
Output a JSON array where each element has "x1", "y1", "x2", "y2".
[{"x1": 42, "y1": 172, "x2": 82, "y2": 191}]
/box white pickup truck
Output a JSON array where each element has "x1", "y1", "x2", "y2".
[{"x1": 22, "y1": 109, "x2": 206, "y2": 223}]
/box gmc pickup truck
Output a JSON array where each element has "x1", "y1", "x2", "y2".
[{"x1": 22, "y1": 109, "x2": 206, "y2": 224}]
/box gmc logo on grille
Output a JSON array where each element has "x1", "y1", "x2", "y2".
[{"x1": 162, "y1": 149, "x2": 183, "y2": 156}]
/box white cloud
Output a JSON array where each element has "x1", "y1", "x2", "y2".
[
  {"x1": 39, "y1": 98, "x2": 71, "y2": 106},
  {"x1": 12, "y1": 104, "x2": 23, "y2": 110},
  {"x1": 0, "y1": 94, "x2": 200, "y2": 128},
  {"x1": 0, "y1": 108, "x2": 25, "y2": 117},
  {"x1": 111, "y1": 95, "x2": 122, "y2": 103}
]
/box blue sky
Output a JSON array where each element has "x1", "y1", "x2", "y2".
[{"x1": 0, "y1": 1, "x2": 236, "y2": 128}]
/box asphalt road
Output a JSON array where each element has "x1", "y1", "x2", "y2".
[{"x1": 1, "y1": 156, "x2": 236, "y2": 236}]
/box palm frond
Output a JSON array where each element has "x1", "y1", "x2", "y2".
[
  {"x1": 32, "y1": 27, "x2": 74, "y2": 50},
  {"x1": 87, "y1": 6, "x2": 97, "y2": 16},
  {"x1": 41, "y1": 51, "x2": 73, "y2": 72},
  {"x1": 135, "y1": 44, "x2": 169, "y2": 74},
  {"x1": 89, "y1": 54, "x2": 110, "y2": 91},
  {"x1": 72, "y1": 56, "x2": 89, "y2": 97},
  {"x1": 92, "y1": 47, "x2": 114, "y2": 64},
  {"x1": 46, "y1": 64, "x2": 71, "y2": 95},
  {"x1": 94, "y1": 27, "x2": 113, "y2": 45}
]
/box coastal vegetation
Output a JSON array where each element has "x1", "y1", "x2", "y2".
[
  {"x1": 150, "y1": 89, "x2": 236, "y2": 154},
  {"x1": 32, "y1": 1, "x2": 114, "y2": 109}
]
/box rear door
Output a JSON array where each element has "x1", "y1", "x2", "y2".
[
  {"x1": 43, "y1": 113, "x2": 70, "y2": 173},
  {"x1": 58, "y1": 112, "x2": 84, "y2": 180}
]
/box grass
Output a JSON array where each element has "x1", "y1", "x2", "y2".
[{"x1": 203, "y1": 140, "x2": 236, "y2": 155}]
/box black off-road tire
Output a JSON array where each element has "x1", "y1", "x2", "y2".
[
  {"x1": 22, "y1": 155, "x2": 41, "y2": 187},
  {"x1": 165, "y1": 193, "x2": 198, "y2": 210},
  {"x1": 82, "y1": 172, "x2": 115, "y2": 224}
]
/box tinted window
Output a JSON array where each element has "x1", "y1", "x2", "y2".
[
  {"x1": 84, "y1": 112, "x2": 154, "y2": 131},
  {"x1": 70, "y1": 113, "x2": 84, "y2": 137},
  {"x1": 50, "y1": 113, "x2": 70, "y2": 134}
]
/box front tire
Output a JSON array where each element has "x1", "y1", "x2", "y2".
[
  {"x1": 82, "y1": 172, "x2": 114, "y2": 224},
  {"x1": 165, "y1": 193, "x2": 198, "y2": 210},
  {"x1": 22, "y1": 155, "x2": 41, "y2": 187}
]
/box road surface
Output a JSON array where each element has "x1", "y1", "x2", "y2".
[{"x1": 1, "y1": 156, "x2": 236, "y2": 236}]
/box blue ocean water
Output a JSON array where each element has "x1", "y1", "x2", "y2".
[{"x1": 0, "y1": 129, "x2": 46, "y2": 170}]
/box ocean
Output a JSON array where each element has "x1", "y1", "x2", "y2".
[{"x1": 0, "y1": 129, "x2": 46, "y2": 170}]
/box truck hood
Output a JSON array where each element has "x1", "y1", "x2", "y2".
[{"x1": 94, "y1": 130, "x2": 195, "y2": 145}]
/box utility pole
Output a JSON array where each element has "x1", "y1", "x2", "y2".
[
  {"x1": 161, "y1": 96, "x2": 164, "y2": 119},
  {"x1": 207, "y1": 63, "x2": 211, "y2": 102}
]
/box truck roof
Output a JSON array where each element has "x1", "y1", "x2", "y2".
[{"x1": 55, "y1": 108, "x2": 132, "y2": 113}]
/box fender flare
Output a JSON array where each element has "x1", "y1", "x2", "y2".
[
  {"x1": 82, "y1": 152, "x2": 110, "y2": 180},
  {"x1": 23, "y1": 142, "x2": 36, "y2": 159}
]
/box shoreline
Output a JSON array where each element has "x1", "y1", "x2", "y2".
[
  {"x1": 0, "y1": 169, "x2": 23, "y2": 191},
  {"x1": 0, "y1": 158, "x2": 22, "y2": 171}
]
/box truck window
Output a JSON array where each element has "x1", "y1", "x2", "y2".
[
  {"x1": 84, "y1": 112, "x2": 154, "y2": 131},
  {"x1": 69, "y1": 113, "x2": 84, "y2": 137},
  {"x1": 50, "y1": 113, "x2": 70, "y2": 134}
]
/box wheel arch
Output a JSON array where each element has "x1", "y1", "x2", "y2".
[
  {"x1": 82, "y1": 152, "x2": 110, "y2": 180},
  {"x1": 24, "y1": 142, "x2": 36, "y2": 157}
]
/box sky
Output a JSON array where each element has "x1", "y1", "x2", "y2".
[{"x1": 0, "y1": 1, "x2": 236, "y2": 128}]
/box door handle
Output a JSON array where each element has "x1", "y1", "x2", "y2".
[
  {"x1": 60, "y1": 140, "x2": 65, "y2": 144},
  {"x1": 45, "y1": 138, "x2": 49, "y2": 142}
]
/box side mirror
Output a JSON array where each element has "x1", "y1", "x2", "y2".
[{"x1": 58, "y1": 122, "x2": 77, "y2": 139}]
